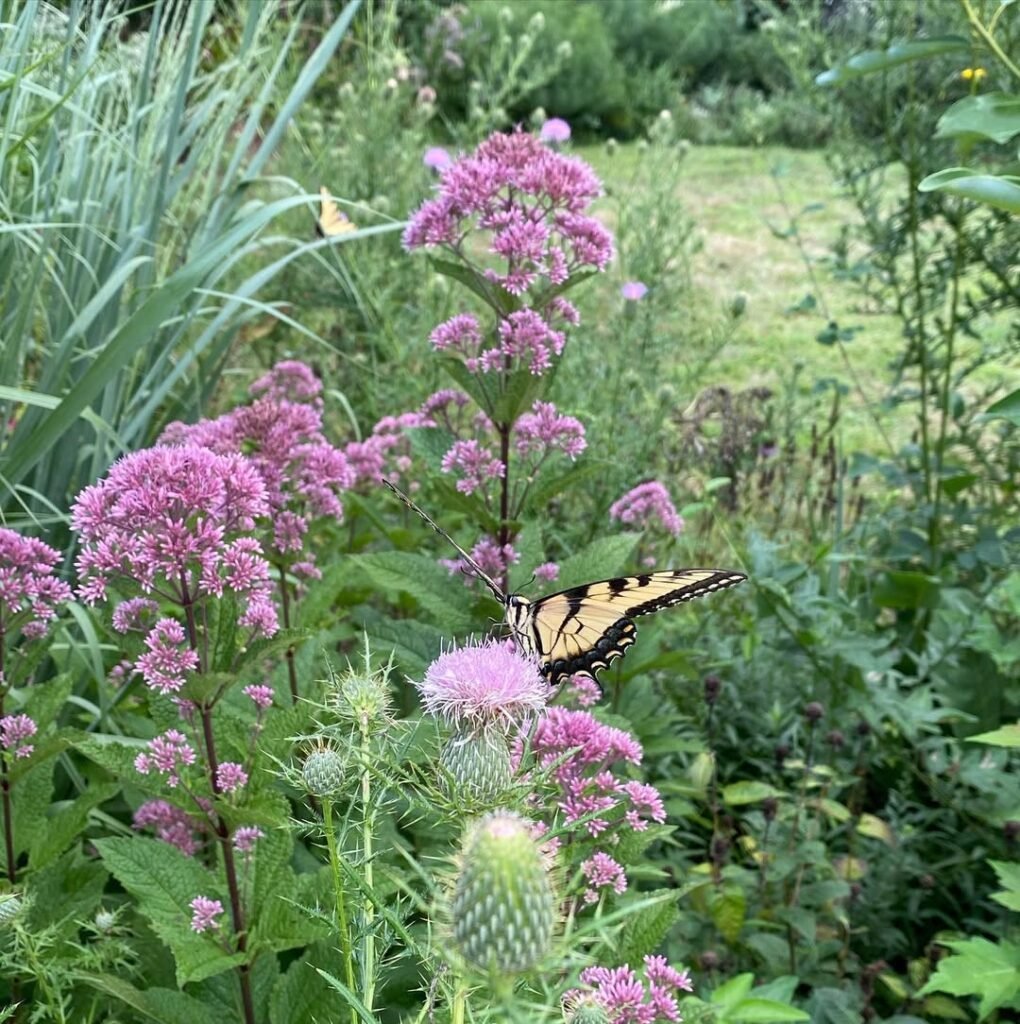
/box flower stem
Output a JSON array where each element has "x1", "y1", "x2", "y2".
[
  {"x1": 322, "y1": 798, "x2": 357, "y2": 1024},
  {"x1": 451, "y1": 977, "x2": 468, "y2": 1024},
  {"x1": 360, "y1": 720, "x2": 376, "y2": 1013},
  {"x1": 200, "y1": 707, "x2": 256, "y2": 1024},
  {"x1": 0, "y1": 683, "x2": 15, "y2": 887},
  {"x1": 277, "y1": 563, "x2": 299, "y2": 703}
]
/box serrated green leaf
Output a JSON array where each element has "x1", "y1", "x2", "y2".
[
  {"x1": 709, "y1": 883, "x2": 746, "y2": 946},
  {"x1": 361, "y1": 615, "x2": 448, "y2": 679},
  {"x1": 26, "y1": 849, "x2": 108, "y2": 932},
  {"x1": 556, "y1": 534, "x2": 640, "y2": 591},
  {"x1": 79, "y1": 975, "x2": 211, "y2": 1024},
  {"x1": 990, "y1": 860, "x2": 1020, "y2": 912},
  {"x1": 351, "y1": 551, "x2": 476, "y2": 630},
  {"x1": 494, "y1": 367, "x2": 542, "y2": 423},
  {"x1": 94, "y1": 836, "x2": 243, "y2": 986},
  {"x1": 7, "y1": 758, "x2": 54, "y2": 866},
  {"x1": 722, "y1": 781, "x2": 785, "y2": 805},
  {"x1": 211, "y1": 594, "x2": 240, "y2": 672},
  {"x1": 270, "y1": 949, "x2": 338, "y2": 1024},
  {"x1": 29, "y1": 781, "x2": 119, "y2": 869},
  {"x1": 618, "y1": 891, "x2": 679, "y2": 963},
  {"x1": 524, "y1": 460, "x2": 602, "y2": 514},
  {"x1": 438, "y1": 356, "x2": 496, "y2": 416},
  {"x1": 23, "y1": 674, "x2": 73, "y2": 730},
  {"x1": 711, "y1": 973, "x2": 755, "y2": 1008},
  {"x1": 918, "y1": 937, "x2": 1020, "y2": 1019}
]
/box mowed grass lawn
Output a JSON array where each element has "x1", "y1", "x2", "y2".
[{"x1": 581, "y1": 142, "x2": 906, "y2": 453}]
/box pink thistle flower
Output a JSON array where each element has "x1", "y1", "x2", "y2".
[
  {"x1": 440, "y1": 439, "x2": 505, "y2": 495},
  {"x1": 417, "y1": 639, "x2": 549, "y2": 730},
  {"x1": 440, "y1": 535, "x2": 519, "y2": 589},
  {"x1": 243, "y1": 684, "x2": 274, "y2": 710},
  {"x1": 609, "y1": 482, "x2": 684, "y2": 537},
  {"x1": 0, "y1": 714, "x2": 36, "y2": 760},
  {"x1": 134, "y1": 729, "x2": 196, "y2": 788},
  {"x1": 133, "y1": 800, "x2": 204, "y2": 856},
  {"x1": 189, "y1": 895, "x2": 224, "y2": 934},
  {"x1": 581, "y1": 852, "x2": 628, "y2": 904},
  {"x1": 233, "y1": 826, "x2": 264, "y2": 854},
  {"x1": 621, "y1": 281, "x2": 648, "y2": 301},
  {"x1": 540, "y1": 117, "x2": 571, "y2": 143},
  {"x1": 0, "y1": 529, "x2": 72, "y2": 640},
  {"x1": 215, "y1": 762, "x2": 248, "y2": 794},
  {"x1": 135, "y1": 618, "x2": 199, "y2": 695},
  {"x1": 423, "y1": 146, "x2": 453, "y2": 171},
  {"x1": 533, "y1": 562, "x2": 559, "y2": 583},
  {"x1": 514, "y1": 401, "x2": 587, "y2": 460}
]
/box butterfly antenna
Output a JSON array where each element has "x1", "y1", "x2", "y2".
[{"x1": 382, "y1": 479, "x2": 506, "y2": 602}]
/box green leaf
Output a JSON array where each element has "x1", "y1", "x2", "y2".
[
  {"x1": 428, "y1": 256, "x2": 513, "y2": 315},
  {"x1": 350, "y1": 551, "x2": 477, "y2": 630},
  {"x1": 709, "y1": 883, "x2": 746, "y2": 946},
  {"x1": 556, "y1": 534, "x2": 640, "y2": 591},
  {"x1": 968, "y1": 723, "x2": 1020, "y2": 747},
  {"x1": 937, "y1": 93, "x2": 1020, "y2": 145},
  {"x1": 618, "y1": 891, "x2": 679, "y2": 963},
  {"x1": 270, "y1": 953, "x2": 335, "y2": 1024},
  {"x1": 980, "y1": 388, "x2": 1020, "y2": 426},
  {"x1": 918, "y1": 168, "x2": 1020, "y2": 213},
  {"x1": 362, "y1": 615, "x2": 448, "y2": 679},
  {"x1": 494, "y1": 367, "x2": 543, "y2": 423},
  {"x1": 439, "y1": 356, "x2": 497, "y2": 417},
  {"x1": 712, "y1": 973, "x2": 755, "y2": 1009},
  {"x1": 29, "y1": 782, "x2": 119, "y2": 869},
  {"x1": 918, "y1": 938, "x2": 1020, "y2": 1019},
  {"x1": 722, "y1": 781, "x2": 785, "y2": 805},
  {"x1": 873, "y1": 571, "x2": 941, "y2": 610},
  {"x1": 816, "y1": 36, "x2": 969, "y2": 86},
  {"x1": 990, "y1": 860, "x2": 1020, "y2": 912},
  {"x1": 729, "y1": 998, "x2": 811, "y2": 1023},
  {"x1": 94, "y1": 836, "x2": 244, "y2": 986},
  {"x1": 79, "y1": 975, "x2": 212, "y2": 1024},
  {"x1": 26, "y1": 849, "x2": 107, "y2": 932}
]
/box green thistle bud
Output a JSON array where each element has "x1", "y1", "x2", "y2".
[
  {"x1": 0, "y1": 894, "x2": 23, "y2": 927},
  {"x1": 94, "y1": 909, "x2": 117, "y2": 934},
  {"x1": 326, "y1": 652, "x2": 393, "y2": 733},
  {"x1": 452, "y1": 812, "x2": 554, "y2": 975},
  {"x1": 302, "y1": 747, "x2": 345, "y2": 797},
  {"x1": 440, "y1": 729, "x2": 513, "y2": 801},
  {"x1": 565, "y1": 996, "x2": 610, "y2": 1024}
]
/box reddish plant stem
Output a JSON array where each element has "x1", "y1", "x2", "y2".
[
  {"x1": 278, "y1": 564, "x2": 298, "y2": 703},
  {"x1": 200, "y1": 706, "x2": 256, "y2": 1024},
  {"x1": 497, "y1": 420, "x2": 511, "y2": 590},
  {"x1": 0, "y1": 636, "x2": 14, "y2": 886}
]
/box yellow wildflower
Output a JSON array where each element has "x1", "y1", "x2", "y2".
[{"x1": 961, "y1": 67, "x2": 987, "y2": 81}]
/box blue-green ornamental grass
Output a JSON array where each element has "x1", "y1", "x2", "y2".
[{"x1": 0, "y1": 1, "x2": 1017, "y2": 1022}]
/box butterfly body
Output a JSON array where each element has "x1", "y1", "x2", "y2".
[
  {"x1": 383, "y1": 480, "x2": 746, "y2": 685},
  {"x1": 317, "y1": 186, "x2": 356, "y2": 237}
]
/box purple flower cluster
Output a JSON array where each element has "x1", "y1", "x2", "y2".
[
  {"x1": 567, "y1": 956, "x2": 693, "y2": 1024},
  {"x1": 515, "y1": 401, "x2": 587, "y2": 461},
  {"x1": 440, "y1": 439, "x2": 505, "y2": 496},
  {"x1": 610, "y1": 482, "x2": 684, "y2": 537},
  {"x1": 134, "y1": 730, "x2": 197, "y2": 788},
  {"x1": 133, "y1": 799, "x2": 204, "y2": 856},
  {"x1": 71, "y1": 445, "x2": 279, "y2": 693},
  {"x1": 404, "y1": 129, "x2": 612, "y2": 297},
  {"x1": 344, "y1": 410, "x2": 437, "y2": 492},
  {"x1": 0, "y1": 529, "x2": 72, "y2": 640},
  {"x1": 440, "y1": 535, "x2": 519, "y2": 589},
  {"x1": 581, "y1": 852, "x2": 627, "y2": 904},
  {"x1": 0, "y1": 714, "x2": 36, "y2": 760},
  {"x1": 189, "y1": 895, "x2": 224, "y2": 934},
  {"x1": 529, "y1": 708, "x2": 666, "y2": 836},
  {"x1": 161, "y1": 361, "x2": 355, "y2": 573}
]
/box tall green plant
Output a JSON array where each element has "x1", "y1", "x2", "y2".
[{"x1": 0, "y1": 0, "x2": 362, "y2": 530}]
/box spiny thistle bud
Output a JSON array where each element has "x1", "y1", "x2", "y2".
[
  {"x1": 703, "y1": 674, "x2": 721, "y2": 705},
  {"x1": 302, "y1": 746, "x2": 345, "y2": 797},
  {"x1": 0, "y1": 894, "x2": 23, "y2": 927},
  {"x1": 326, "y1": 648, "x2": 394, "y2": 733},
  {"x1": 440, "y1": 729, "x2": 513, "y2": 801},
  {"x1": 452, "y1": 812, "x2": 554, "y2": 975},
  {"x1": 804, "y1": 701, "x2": 825, "y2": 724},
  {"x1": 94, "y1": 909, "x2": 117, "y2": 934},
  {"x1": 564, "y1": 995, "x2": 610, "y2": 1024}
]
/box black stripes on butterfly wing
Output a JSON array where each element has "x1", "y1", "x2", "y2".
[{"x1": 529, "y1": 569, "x2": 746, "y2": 686}]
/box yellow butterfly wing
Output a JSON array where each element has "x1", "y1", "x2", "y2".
[
  {"x1": 317, "y1": 186, "x2": 356, "y2": 237},
  {"x1": 528, "y1": 569, "x2": 745, "y2": 685}
]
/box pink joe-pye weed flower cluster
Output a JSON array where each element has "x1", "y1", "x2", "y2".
[
  {"x1": 133, "y1": 799, "x2": 205, "y2": 856},
  {"x1": 567, "y1": 956, "x2": 693, "y2": 1024},
  {"x1": 527, "y1": 707, "x2": 666, "y2": 837},
  {"x1": 610, "y1": 481, "x2": 684, "y2": 538},
  {"x1": 0, "y1": 714, "x2": 37, "y2": 760},
  {"x1": 160, "y1": 361, "x2": 355, "y2": 577},
  {"x1": 71, "y1": 444, "x2": 280, "y2": 697},
  {"x1": 0, "y1": 528, "x2": 73, "y2": 641},
  {"x1": 440, "y1": 535, "x2": 520, "y2": 590},
  {"x1": 189, "y1": 895, "x2": 224, "y2": 934}
]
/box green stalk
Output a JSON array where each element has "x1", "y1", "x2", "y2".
[
  {"x1": 451, "y1": 978, "x2": 468, "y2": 1024},
  {"x1": 359, "y1": 721, "x2": 376, "y2": 1013},
  {"x1": 321, "y1": 798, "x2": 357, "y2": 1024}
]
